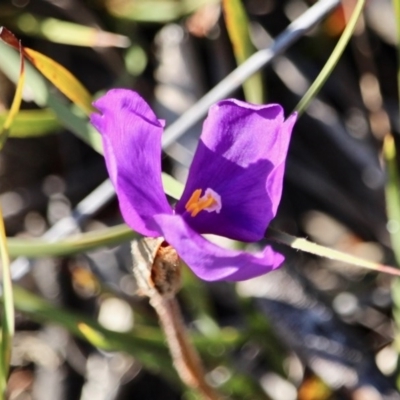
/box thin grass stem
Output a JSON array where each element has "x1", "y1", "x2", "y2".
[
  {"x1": 0, "y1": 203, "x2": 13, "y2": 400},
  {"x1": 294, "y1": 0, "x2": 365, "y2": 115}
]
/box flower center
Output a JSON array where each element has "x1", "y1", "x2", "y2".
[{"x1": 185, "y1": 188, "x2": 222, "y2": 217}]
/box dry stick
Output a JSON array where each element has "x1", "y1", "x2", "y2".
[
  {"x1": 153, "y1": 296, "x2": 219, "y2": 399},
  {"x1": 131, "y1": 238, "x2": 222, "y2": 400}
]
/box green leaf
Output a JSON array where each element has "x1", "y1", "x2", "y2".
[
  {"x1": 0, "y1": 27, "x2": 95, "y2": 116},
  {"x1": 24, "y1": 47, "x2": 95, "y2": 116},
  {"x1": 0, "y1": 42, "x2": 102, "y2": 152}
]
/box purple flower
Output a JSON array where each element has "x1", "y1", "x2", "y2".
[{"x1": 91, "y1": 89, "x2": 296, "y2": 281}]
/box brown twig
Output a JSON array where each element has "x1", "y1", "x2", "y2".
[{"x1": 131, "y1": 238, "x2": 222, "y2": 400}]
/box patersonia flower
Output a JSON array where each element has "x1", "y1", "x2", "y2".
[{"x1": 91, "y1": 89, "x2": 297, "y2": 281}]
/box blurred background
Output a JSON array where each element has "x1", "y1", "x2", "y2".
[{"x1": 1, "y1": 0, "x2": 400, "y2": 399}]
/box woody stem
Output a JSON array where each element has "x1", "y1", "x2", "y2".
[
  {"x1": 131, "y1": 237, "x2": 223, "y2": 400},
  {"x1": 150, "y1": 294, "x2": 222, "y2": 400}
]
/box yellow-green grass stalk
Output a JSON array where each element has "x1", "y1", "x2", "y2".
[
  {"x1": 388, "y1": 0, "x2": 400, "y2": 389},
  {"x1": 0, "y1": 203, "x2": 13, "y2": 399},
  {"x1": 383, "y1": 133, "x2": 400, "y2": 389},
  {"x1": 222, "y1": 0, "x2": 264, "y2": 104}
]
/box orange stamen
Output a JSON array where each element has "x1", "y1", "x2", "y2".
[
  {"x1": 185, "y1": 189, "x2": 218, "y2": 217},
  {"x1": 185, "y1": 189, "x2": 201, "y2": 215}
]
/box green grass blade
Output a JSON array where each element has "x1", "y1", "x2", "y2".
[
  {"x1": 383, "y1": 134, "x2": 400, "y2": 257},
  {"x1": 13, "y1": 13, "x2": 130, "y2": 48},
  {"x1": 50, "y1": 100, "x2": 103, "y2": 153},
  {"x1": 0, "y1": 27, "x2": 95, "y2": 116},
  {"x1": 0, "y1": 41, "x2": 48, "y2": 105},
  {"x1": 0, "y1": 109, "x2": 61, "y2": 137},
  {"x1": 4, "y1": 173, "x2": 179, "y2": 257},
  {"x1": 162, "y1": 172, "x2": 184, "y2": 199},
  {"x1": 393, "y1": 0, "x2": 400, "y2": 119},
  {"x1": 222, "y1": 0, "x2": 264, "y2": 103},
  {"x1": 5, "y1": 285, "x2": 241, "y2": 387},
  {"x1": 0, "y1": 42, "x2": 102, "y2": 151},
  {"x1": 383, "y1": 134, "x2": 400, "y2": 389},
  {"x1": 389, "y1": 0, "x2": 400, "y2": 389},
  {"x1": 0, "y1": 204, "x2": 14, "y2": 399},
  {"x1": 0, "y1": 40, "x2": 25, "y2": 149},
  {"x1": 8, "y1": 285, "x2": 178, "y2": 382},
  {"x1": 295, "y1": 0, "x2": 365, "y2": 115},
  {"x1": 7, "y1": 224, "x2": 136, "y2": 257},
  {"x1": 268, "y1": 228, "x2": 400, "y2": 277},
  {"x1": 106, "y1": 0, "x2": 218, "y2": 23}
]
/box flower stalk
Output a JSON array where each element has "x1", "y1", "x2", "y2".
[{"x1": 131, "y1": 238, "x2": 222, "y2": 400}]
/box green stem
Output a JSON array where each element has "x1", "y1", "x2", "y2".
[
  {"x1": 295, "y1": 0, "x2": 365, "y2": 116},
  {"x1": 268, "y1": 228, "x2": 400, "y2": 276}
]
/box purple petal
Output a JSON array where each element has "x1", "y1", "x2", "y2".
[
  {"x1": 154, "y1": 214, "x2": 284, "y2": 281},
  {"x1": 91, "y1": 89, "x2": 172, "y2": 237},
  {"x1": 176, "y1": 99, "x2": 297, "y2": 242}
]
